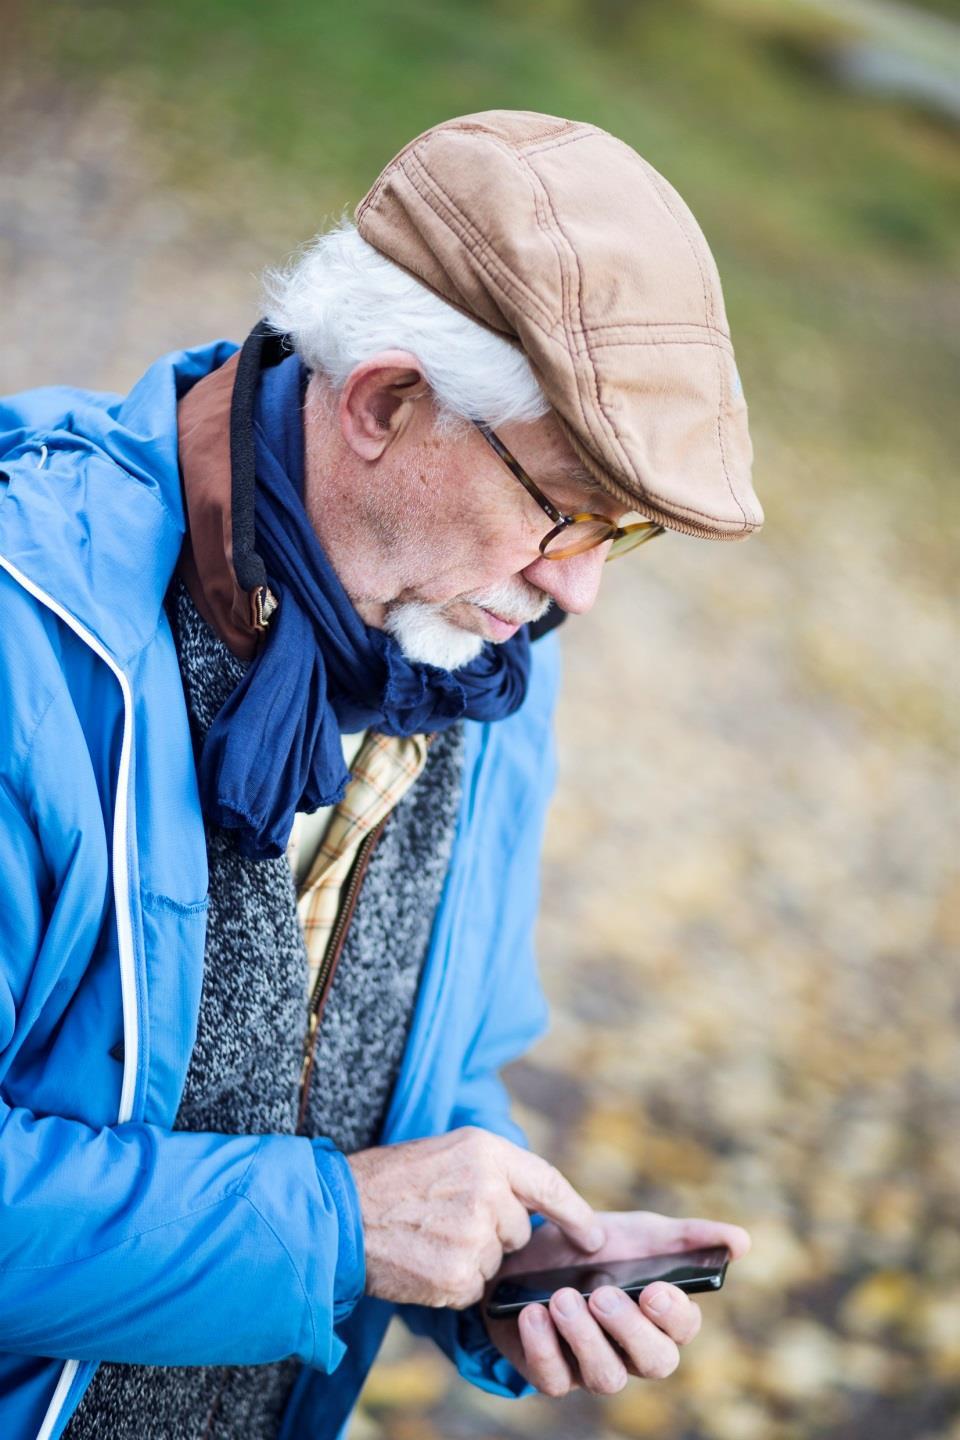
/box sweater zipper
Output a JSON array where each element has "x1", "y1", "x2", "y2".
[{"x1": 297, "y1": 815, "x2": 388, "y2": 1131}]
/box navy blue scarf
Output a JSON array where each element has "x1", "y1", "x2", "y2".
[{"x1": 197, "y1": 354, "x2": 532, "y2": 859}]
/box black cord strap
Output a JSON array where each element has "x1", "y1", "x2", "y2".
[{"x1": 229, "y1": 319, "x2": 289, "y2": 599}]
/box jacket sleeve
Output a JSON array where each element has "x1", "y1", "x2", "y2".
[
  {"x1": 0, "y1": 1106, "x2": 365, "y2": 1369},
  {"x1": 396, "y1": 634, "x2": 561, "y2": 1398},
  {"x1": 0, "y1": 777, "x2": 365, "y2": 1370}
]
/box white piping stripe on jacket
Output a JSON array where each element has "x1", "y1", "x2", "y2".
[
  {"x1": 0, "y1": 554, "x2": 139, "y2": 1440},
  {"x1": 34, "y1": 1362, "x2": 79, "y2": 1440}
]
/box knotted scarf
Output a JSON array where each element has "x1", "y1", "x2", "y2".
[{"x1": 196, "y1": 353, "x2": 531, "y2": 859}]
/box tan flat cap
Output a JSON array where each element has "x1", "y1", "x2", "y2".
[{"x1": 356, "y1": 110, "x2": 761, "y2": 540}]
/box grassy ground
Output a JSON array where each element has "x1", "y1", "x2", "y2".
[{"x1": 4, "y1": 1, "x2": 958, "y2": 1436}]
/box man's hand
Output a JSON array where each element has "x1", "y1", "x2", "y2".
[
  {"x1": 346, "y1": 1128, "x2": 605, "y2": 1309},
  {"x1": 481, "y1": 1210, "x2": 752, "y2": 1397}
]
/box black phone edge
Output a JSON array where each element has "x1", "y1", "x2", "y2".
[{"x1": 485, "y1": 1266, "x2": 727, "y2": 1320}]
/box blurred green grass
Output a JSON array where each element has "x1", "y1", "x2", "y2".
[{"x1": 16, "y1": 0, "x2": 960, "y2": 549}]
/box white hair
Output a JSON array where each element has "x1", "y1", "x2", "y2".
[{"x1": 261, "y1": 219, "x2": 548, "y2": 429}]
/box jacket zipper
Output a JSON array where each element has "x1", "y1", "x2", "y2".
[
  {"x1": 0, "y1": 551, "x2": 138, "y2": 1440},
  {"x1": 296, "y1": 815, "x2": 388, "y2": 1132}
]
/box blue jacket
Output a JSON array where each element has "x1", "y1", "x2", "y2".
[{"x1": 0, "y1": 345, "x2": 559, "y2": 1439}]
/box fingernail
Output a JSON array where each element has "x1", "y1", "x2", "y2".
[
  {"x1": 643, "y1": 1284, "x2": 671, "y2": 1315},
  {"x1": 586, "y1": 1225, "x2": 606, "y2": 1251},
  {"x1": 526, "y1": 1304, "x2": 548, "y2": 1329},
  {"x1": 552, "y1": 1288, "x2": 579, "y2": 1319},
  {"x1": 591, "y1": 1286, "x2": 623, "y2": 1315}
]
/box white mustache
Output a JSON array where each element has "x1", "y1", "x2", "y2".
[{"x1": 465, "y1": 578, "x2": 552, "y2": 626}]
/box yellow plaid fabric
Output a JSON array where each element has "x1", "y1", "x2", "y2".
[{"x1": 287, "y1": 732, "x2": 429, "y2": 1002}]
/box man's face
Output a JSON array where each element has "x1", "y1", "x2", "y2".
[
  {"x1": 370, "y1": 412, "x2": 626, "y2": 669},
  {"x1": 305, "y1": 358, "x2": 627, "y2": 669}
]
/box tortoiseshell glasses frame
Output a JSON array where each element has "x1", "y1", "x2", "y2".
[{"x1": 473, "y1": 420, "x2": 665, "y2": 561}]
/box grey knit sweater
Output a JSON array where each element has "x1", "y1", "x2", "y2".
[{"x1": 64, "y1": 579, "x2": 464, "y2": 1439}]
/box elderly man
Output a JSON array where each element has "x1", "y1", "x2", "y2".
[{"x1": 0, "y1": 111, "x2": 759, "y2": 1439}]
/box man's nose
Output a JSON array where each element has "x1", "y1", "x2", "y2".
[{"x1": 520, "y1": 545, "x2": 607, "y2": 615}]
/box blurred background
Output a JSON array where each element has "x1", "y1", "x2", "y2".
[{"x1": 2, "y1": 0, "x2": 958, "y2": 1435}]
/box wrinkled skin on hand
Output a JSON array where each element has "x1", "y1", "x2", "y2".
[
  {"x1": 482, "y1": 1210, "x2": 752, "y2": 1398},
  {"x1": 347, "y1": 1127, "x2": 604, "y2": 1310}
]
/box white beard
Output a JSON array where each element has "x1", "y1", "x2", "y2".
[
  {"x1": 383, "y1": 602, "x2": 487, "y2": 670},
  {"x1": 383, "y1": 578, "x2": 553, "y2": 671}
]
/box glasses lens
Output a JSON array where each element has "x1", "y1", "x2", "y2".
[
  {"x1": 542, "y1": 519, "x2": 666, "y2": 561},
  {"x1": 607, "y1": 524, "x2": 665, "y2": 560},
  {"x1": 542, "y1": 519, "x2": 616, "y2": 559}
]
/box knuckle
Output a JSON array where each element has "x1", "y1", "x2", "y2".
[
  {"x1": 463, "y1": 1125, "x2": 493, "y2": 1158},
  {"x1": 475, "y1": 1168, "x2": 501, "y2": 1204},
  {"x1": 540, "y1": 1163, "x2": 566, "y2": 1203},
  {"x1": 449, "y1": 1260, "x2": 477, "y2": 1301},
  {"x1": 674, "y1": 1218, "x2": 695, "y2": 1246},
  {"x1": 463, "y1": 1195, "x2": 486, "y2": 1231},
  {"x1": 684, "y1": 1302, "x2": 703, "y2": 1343},
  {"x1": 455, "y1": 1257, "x2": 479, "y2": 1290},
  {"x1": 582, "y1": 1358, "x2": 618, "y2": 1395},
  {"x1": 647, "y1": 1343, "x2": 680, "y2": 1380},
  {"x1": 596, "y1": 1290, "x2": 639, "y2": 1332},
  {"x1": 598, "y1": 1364, "x2": 628, "y2": 1395},
  {"x1": 480, "y1": 1247, "x2": 504, "y2": 1282},
  {"x1": 508, "y1": 1214, "x2": 533, "y2": 1253},
  {"x1": 465, "y1": 1276, "x2": 486, "y2": 1307},
  {"x1": 449, "y1": 1282, "x2": 484, "y2": 1310},
  {"x1": 465, "y1": 1203, "x2": 493, "y2": 1241}
]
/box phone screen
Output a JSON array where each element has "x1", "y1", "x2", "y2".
[{"x1": 486, "y1": 1245, "x2": 730, "y2": 1318}]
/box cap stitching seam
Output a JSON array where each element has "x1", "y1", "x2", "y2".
[
  {"x1": 635, "y1": 162, "x2": 749, "y2": 527},
  {"x1": 454, "y1": 120, "x2": 578, "y2": 147},
  {"x1": 637, "y1": 162, "x2": 716, "y2": 328},
  {"x1": 355, "y1": 127, "x2": 437, "y2": 218},
  {"x1": 519, "y1": 127, "x2": 598, "y2": 158},
  {"x1": 587, "y1": 322, "x2": 733, "y2": 342},
  {"x1": 518, "y1": 150, "x2": 742, "y2": 522},
  {"x1": 519, "y1": 151, "x2": 640, "y2": 486},
  {"x1": 396, "y1": 162, "x2": 583, "y2": 369},
  {"x1": 352, "y1": 220, "x2": 525, "y2": 347},
  {"x1": 562, "y1": 430, "x2": 755, "y2": 528},
  {"x1": 599, "y1": 472, "x2": 752, "y2": 526},
  {"x1": 560, "y1": 419, "x2": 754, "y2": 527},
  {"x1": 713, "y1": 330, "x2": 738, "y2": 522},
  {"x1": 402, "y1": 150, "x2": 559, "y2": 336},
  {"x1": 408, "y1": 134, "x2": 606, "y2": 347},
  {"x1": 640, "y1": 484, "x2": 753, "y2": 526},
  {"x1": 588, "y1": 337, "x2": 737, "y2": 350},
  {"x1": 356, "y1": 120, "x2": 581, "y2": 218},
  {"x1": 523, "y1": 154, "x2": 609, "y2": 469}
]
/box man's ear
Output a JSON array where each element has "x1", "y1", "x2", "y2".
[{"x1": 339, "y1": 350, "x2": 432, "y2": 461}]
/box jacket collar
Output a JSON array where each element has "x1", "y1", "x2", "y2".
[
  {"x1": 176, "y1": 329, "x2": 565, "y2": 658},
  {"x1": 176, "y1": 351, "x2": 274, "y2": 662}
]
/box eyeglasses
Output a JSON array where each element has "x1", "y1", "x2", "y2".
[{"x1": 473, "y1": 419, "x2": 665, "y2": 561}]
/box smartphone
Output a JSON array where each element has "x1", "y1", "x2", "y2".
[{"x1": 485, "y1": 1244, "x2": 730, "y2": 1319}]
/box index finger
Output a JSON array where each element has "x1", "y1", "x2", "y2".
[
  {"x1": 672, "y1": 1217, "x2": 752, "y2": 1262},
  {"x1": 502, "y1": 1149, "x2": 605, "y2": 1253},
  {"x1": 612, "y1": 1212, "x2": 752, "y2": 1262}
]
